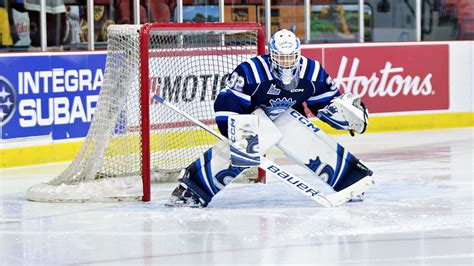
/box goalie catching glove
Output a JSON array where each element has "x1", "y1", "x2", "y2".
[{"x1": 317, "y1": 93, "x2": 368, "y2": 135}]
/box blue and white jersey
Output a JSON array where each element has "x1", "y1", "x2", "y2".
[{"x1": 214, "y1": 54, "x2": 340, "y2": 136}]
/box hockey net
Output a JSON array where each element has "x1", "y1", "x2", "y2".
[{"x1": 26, "y1": 23, "x2": 265, "y2": 202}]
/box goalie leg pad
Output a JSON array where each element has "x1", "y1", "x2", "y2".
[
  {"x1": 177, "y1": 141, "x2": 248, "y2": 206},
  {"x1": 332, "y1": 158, "x2": 373, "y2": 192},
  {"x1": 171, "y1": 109, "x2": 283, "y2": 207},
  {"x1": 228, "y1": 114, "x2": 260, "y2": 167},
  {"x1": 252, "y1": 108, "x2": 283, "y2": 154},
  {"x1": 173, "y1": 110, "x2": 282, "y2": 207},
  {"x1": 273, "y1": 108, "x2": 373, "y2": 193}
]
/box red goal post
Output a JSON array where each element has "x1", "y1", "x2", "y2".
[{"x1": 139, "y1": 23, "x2": 266, "y2": 201}]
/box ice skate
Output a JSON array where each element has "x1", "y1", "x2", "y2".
[
  {"x1": 165, "y1": 169, "x2": 208, "y2": 208},
  {"x1": 165, "y1": 183, "x2": 205, "y2": 208}
]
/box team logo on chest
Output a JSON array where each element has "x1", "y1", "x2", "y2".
[
  {"x1": 262, "y1": 97, "x2": 296, "y2": 120},
  {"x1": 267, "y1": 84, "x2": 281, "y2": 95}
]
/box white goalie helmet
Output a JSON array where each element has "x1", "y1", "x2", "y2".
[{"x1": 269, "y1": 29, "x2": 301, "y2": 89}]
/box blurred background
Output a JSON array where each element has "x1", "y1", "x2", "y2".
[{"x1": 0, "y1": 0, "x2": 473, "y2": 51}]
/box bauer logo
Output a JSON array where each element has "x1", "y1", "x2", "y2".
[
  {"x1": 323, "y1": 45, "x2": 449, "y2": 113},
  {"x1": 0, "y1": 76, "x2": 17, "y2": 126},
  {"x1": 266, "y1": 165, "x2": 319, "y2": 197}
]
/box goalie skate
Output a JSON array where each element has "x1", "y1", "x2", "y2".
[
  {"x1": 165, "y1": 169, "x2": 206, "y2": 208},
  {"x1": 165, "y1": 183, "x2": 205, "y2": 208},
  {"x1": 348, "y1": 193, "x2": 365, "y2": 203}
]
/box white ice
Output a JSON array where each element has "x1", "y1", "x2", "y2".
[{"x1": 1, "y1": 128, "x2": 473, "y2": 265}]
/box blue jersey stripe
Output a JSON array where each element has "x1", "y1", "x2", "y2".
[
  {"x1": 263, "y1": 55, "x2": 272, "y2": 67},
  {"x1": 196, "y1": 159, "x2": 215, "y2": 196},
  {"x1": 319, "y1": 67, "x2": 325, "y2": 83},
  {"x1": 305, "y1": 59, "x2": 315, "y2": 80},
  {"x1": 307, "y1": 95, "x2": 334, "y2": 104},
  {"x1": 334, "y1": 152, "x2": 352, "y2": 188},
  {"x1": 263, "y1": 56, "x2": 275, "y2": 79},
  {"x1": 256, "y1": 56, "x2": 274, "y2": 81},
  {"x1": 215, "y1": 116, "x2": 229, "y2": 122},
  {"x1": 251, "y1": 57, "x2": 266, "y2": 82},
  {"x1": 204, "y1": 150, "x2": 219, "y2": 193},
  {"x1": 329, "y1": 145, "x2": 344, "y2": 186},
  {"x1": 241, "y1": 63, "x2": 254, "y2": 84}
]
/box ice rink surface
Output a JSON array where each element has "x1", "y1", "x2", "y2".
[{"x1": 1, "y1": 128, "x2": 473, "y2": 265}]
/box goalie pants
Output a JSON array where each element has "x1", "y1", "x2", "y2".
[{"x1": 180, "y1": 108, "x2": 372, "y2": 205}]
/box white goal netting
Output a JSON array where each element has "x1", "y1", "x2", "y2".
[{"x1": 26, "y1": 23, "x2": 264, "y2": 202}]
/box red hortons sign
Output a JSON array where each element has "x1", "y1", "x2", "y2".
[{"x1": 322, "y1": 45, "x2": 449, "y2": 113}]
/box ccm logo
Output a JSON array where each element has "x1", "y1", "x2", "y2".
[
  {"x1": 291, "y1": 88, "x2": 304, "y2": 92},
  {"x1": 267, "y1": 165, "x2": 319, "y2": 197},
  {"x1": 290, "y1": 110, "x2": 320, "y2": 133},
  {"x1": 229, "y1": 118, "x2": 236, "y2": 142}
]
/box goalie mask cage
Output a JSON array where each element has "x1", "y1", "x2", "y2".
[{"x1": 26, "y1": 23, "x2": 265, "y2": 202}]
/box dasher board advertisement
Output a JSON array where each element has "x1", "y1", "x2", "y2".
[
  {"x1": 0, "y1": 53, "x2": 106, "y2": 140},
  {"x1": 304, "y1": 44, "x2": 450, "y2": 113}
]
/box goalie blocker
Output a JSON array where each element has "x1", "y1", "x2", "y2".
[{"x1": 170, "y1": 105, "x2": 373, "y2": 207}]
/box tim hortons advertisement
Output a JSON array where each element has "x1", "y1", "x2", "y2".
[{"x1": 321, "y1": 45, "x2": 450, "y2": 113}]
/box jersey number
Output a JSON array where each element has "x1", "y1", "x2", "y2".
[{"x1": 226, "y1": 72, "x2": 245, "y2": 91}]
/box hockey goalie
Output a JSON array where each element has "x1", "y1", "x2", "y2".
[{"x1": 166, "y1": 29, "x2": 373, "y2": 207}]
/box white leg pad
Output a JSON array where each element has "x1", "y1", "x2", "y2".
[
  {"x1": 273, "y1": 108, "x2": 373, "y2": 192},
  {"x1": 252, "y1": 108, "x2": 283, "y2": 154},
  {"x1": 228, "y1": 115, "x2": 260, "y2": 167},
  {"x1": 273, "y1": 109, "x2": 338, "y2": 183}
]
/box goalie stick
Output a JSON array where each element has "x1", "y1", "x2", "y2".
[{"x1": 153, "y1": 94, "x2": 366, "y2": 207}]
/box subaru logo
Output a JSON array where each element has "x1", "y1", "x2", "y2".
[{"x1": 0, "y1": 76, "x2": 16, "y2": 126}]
